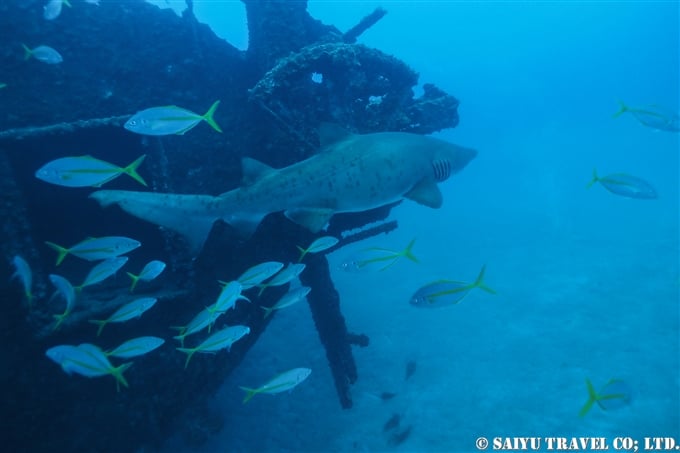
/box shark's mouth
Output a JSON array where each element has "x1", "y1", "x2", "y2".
[{"x1": 432, "y1": 159, "x2": 452, "y2": 182}]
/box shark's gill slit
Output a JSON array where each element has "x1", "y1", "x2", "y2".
[{"x1": 432, "y1": 159, "x2": 451, "y2": 182}]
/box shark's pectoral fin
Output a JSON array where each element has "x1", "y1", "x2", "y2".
[
  {"x1": 222, "y1": 213, "x2": 266, "y2": 239},
  {"x1": 404, "y1": 179, "x2": 443, "y2": 208},
  {"x1": 284, "y1": 208, "x2": 334, "y2": 232}
]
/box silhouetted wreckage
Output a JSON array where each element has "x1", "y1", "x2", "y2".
[{"x1": 0, "y1": 1, "x2": 459, "y2": 451}]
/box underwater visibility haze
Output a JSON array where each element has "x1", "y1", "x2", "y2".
[{"x1": 0, "y1": 1, "x2": 678, "y2": 452}]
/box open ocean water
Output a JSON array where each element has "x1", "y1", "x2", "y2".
[{"x1": 153, "y1": 1, "x2": 679, "y2": 452}]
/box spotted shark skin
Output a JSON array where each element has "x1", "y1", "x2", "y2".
[{"x1": 90, "y1": 125, "x2": 477, "y2": 253}]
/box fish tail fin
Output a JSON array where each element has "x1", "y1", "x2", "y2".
[
  {"x1": 89, "y1": 319, "x2": 108, "y2": 336},
  {"x1": 257, "y1": 284, "x2": 267, "y2": 297},
  {"x1": 296, "y1": 245, "x2": 308, "y2": 262},
  {"x1": 260, "y1": 305, "x2": 274, "y2": 318},
  {"x1": 239, "y1": 386, "x2": 260, "y2": 404},
  {"x1": 123, "y1": 154, "x2": 148, "y2": 187},
  {"x1": 612, "y1": 100, "x2": 628, "y2": 118},
  {"x1": 45, "y1": 241, "x2": 69, "y2": 266},
  {"x1": 127, "y1": 272, "x2": 140, "y2": 292},
  {"x1": 579, "y1": 377, "x2": 599, "y2": 417},
  {"x1": 26, "y1": 291, "x2": 35, "y2": 307},
  {"x1": 21, "y1": 44, "x2": 32, "y2": 60},
  {"x1": 202, "y1": 100, "x2": 223, "y2": 133},
  {"x1": 74, "y1": 285, "x2": 84, "y2": 294},
  {"x1": 472, "y1": 264, "x2": 497, "y2": 294},
  {"x1": 52, "y1": 311, "x2": 70, "y2": 331},
  {"x1": 176, "y1": 347, "x2": 197, "y2": 369},
  {"x1": 63, "y1": 0, "x2": 73, "y2": 7},
  {"x1": 402, "y1": 238, "x2": 419, "y2": 263},
  {"x1": 586, "y1": 168, "x2": 599, "y2": 189},
  {"x1": 110, "y1": 362, "x2": 132, "y2": 391}
]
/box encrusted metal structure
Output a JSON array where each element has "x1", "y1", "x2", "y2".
[{"x1": 0, "y1": 1, "x2": 460, "y2": 451}]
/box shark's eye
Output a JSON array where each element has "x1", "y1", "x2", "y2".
[{"x1": 432, "y1": 159, "x2": 451, "y2": 182}]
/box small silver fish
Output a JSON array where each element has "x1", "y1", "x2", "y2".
[
  {"x1": 124, "y1": 100, "x2": 222, "y2": 136},
  {"x1": 233, "y1": 261, "x2": 284, "y2": 290},
  {"x1": 106, "y1": 336, "x2": 165, "y2": 359},
  {"x1": 46, "y1": 343, "x2": 132, "y2": 390},
  {"x1": 260, "y1": 286, "x2": 310, "y2": 318},
  {"x1": 296, "y1": 236, "x2": 339, "y2": 261},
  {"x1": 210, "y1": 280, "x2": 248, "y2": 314},
  {"x1": 45, "y1": 236, "x2": 141, "y2": 266},
  {"x1": 586, "y1": 169, "x2": 657, "y2": 199},
  {"x1": 410, "y1": 265, "x2": 496, "y2": 308},
  {"x1": 43, "y1": 0, "x2": 71, "y2": 20},
  {"x1": 613, "y1": 101, "x2": 679, "y2": 133},
  {"x1": 257, "y1": 263, "x2": 306, "y2": 296},
  {"x1": 35, "y1": 155, "x2": 147, "y2": 188},
  {"x1": 176, "y1": 325, "x2": 250, "y2": 368},
  {"x1": 11, "y1": 255, "x2": 33, "y2": 305},
  {"x1": 172, "y1": 306, "x2": 223, "y2": 345},
  {"x1": 127, "y1": 259, "x2": 166, "y2": 292},
  {"x1": 239, "y1": 367, "x2": 311, "y2": 403},
  {"x1": 89, "y1": 297, "x2": 157, "y2": 336},
  {"x1": 76, "y1": 256, "x2": 128, "y2": 291},
  {"x1": 22, "y1": 44, "x2": 62, "y2": 64},
  {"x1": 339, "y1": 239, "x2": 418, "y2": 273},
  {"x1": 49, "y1": 274, "x2": 76, "y2": 330}
]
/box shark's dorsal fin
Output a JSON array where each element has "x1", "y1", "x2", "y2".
[
  {"x1": 284, "y1": 208, "x2": 334, "y2": 232},
  {"x1": 241, "y1": 158, "x2": 275, "y2": 185},
  {"x1": 405, "y1": 179, "x2": 443, "y2": 208},
  {"x1": 318, "y1": 123, "x2": 354, "y2": 148}
]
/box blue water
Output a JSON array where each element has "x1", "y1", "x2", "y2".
[
  {"x1": 162, "y1": 2, "x2": 679, "y2": 452},
  {"x1": 9, "y1": 1, "x2": 679, "y2": 452}
]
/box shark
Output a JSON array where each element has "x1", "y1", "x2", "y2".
[{"x1": 90, "y1": 124, "x2": 477, "y2": 253}]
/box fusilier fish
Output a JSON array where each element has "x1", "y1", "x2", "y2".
[
  {"x1": 613, "y1": 101, "x2": 679, "y2": 132},
  {"x1": 22, "y1": 44, "x2": 62, "y2": 64},
  {"x1": 231, "y1": 261, "x2": 284, "y2": 290},
  {"x1": 296, "y1": 236, "x2": 339, "y2": 262},
  {"x1": 127, "y1": 259, "x2": 166, "y2": 292},
  {"x1": 410, "y1": 265, "x2": 496, "y2": 308},
  {"x1": 35, "y1": 155, "x2": 147, "y2": 188},
  {"x1": 45, "y1": 236, "x2": 140, "y2": 265},
  {"x1": 49, "y1": 274, "x2": 76, "y2": 330},
  {"x1": 90, "y1": 124, "x2": 477, "y2": 253},
  {"x1": 46, "y1": 343, "x2": 132, "y2": 390},
  {"x1": 11, "y1": 255, "x2": 34, "y2": 305},
  {"x1": 176, "y1": 325, "x2": 250, "y2": 368},
  {"x1": 261, "y1": 286, "x2": 310, "y2": 318},
  {"x1": 124, "y1": 100, "x2": 222, "y2": 136},
  {"x1": 89, "y1": 297, "x2": 157, "y2": 336},
  {"x1": 586, "y1": 169, "x2": 657, "y2": 199},
  {"x1": 43, "y1": 0, "x2": 71, "y2": 20},
  {"x1": 257, "y1": 263, "x2": 306, "y2": 296},
  {"x1": 340, "y1": 238, "x2": 418, "y2": 273},
  {"x1": 239, "y1": 367, "x2": 312, "y2": 403},
  {"x1": 75, "y1": 256, "x2": 128, "y2": 292},
  {"x1": 106, "y1": 336, "x2": 165, "y2": 359}
]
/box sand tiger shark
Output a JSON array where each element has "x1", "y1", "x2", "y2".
[{"x1": 90, "y1": 124, "x2": 477, "y2": 252}]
